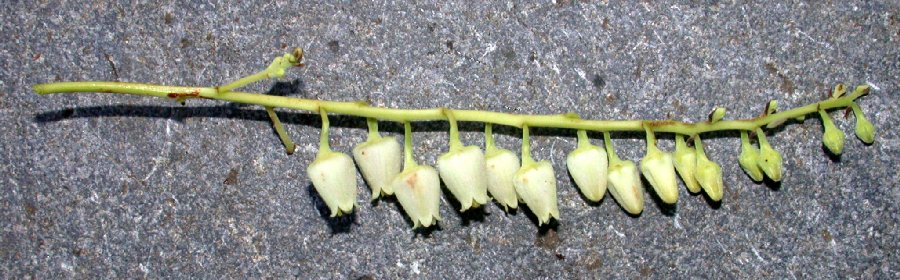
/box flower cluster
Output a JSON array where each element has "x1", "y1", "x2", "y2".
[{"x1": 307, "y1": 84, "x2": 876, "y2": 228}]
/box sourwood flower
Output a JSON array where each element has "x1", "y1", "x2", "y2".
[
  {"x1": 352, "y1": 121, "x2": 402, "y2": 199},
  {"x1": 674, "y1": 135, "x2": 701, "y2": 193},
  {"x1": 640, "y1": 128, "x2": 678, "y2": 204},
  {"x1": 755, "y1": 128, "x2": 783, "y2": 181},
  {"x1": 485, "y1": 148, "x2": 520, "y2": 210},
  {"x1": 818, "y1": 109, "x2": 845, "y2": 155},
  {"x1": 604, "y1": 133, "x2": 643, "y2": 214},
  {"x1": 565, "y1": 130, "x2": 608, "y2": 202},
  {"x1": 693, "y1": 136, "x2": 723, "y2": 201},
  {"x1": 392, "y1": 122, "x2": 441, "y2": 228},
  {"x1": 851, "y1": 103, "x2": 875, "y2": 144},
  {"x1": 513, "y1": 125, "x2": 559, "y2": 225},
  {"x1": 738, "y1": 131, "x2": 764, "y2": 182},
  {"x1": 438, "y1": 145, "x2": 490, "y2": 211},
  {"x1": 308, "y1": 110, "x2": 357, "y2": 216}
]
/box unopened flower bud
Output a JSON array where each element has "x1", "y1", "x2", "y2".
[
  {"x1": 640, "y1": 128, "x2": 677, "y2": 204},
  {"x1": 392, "y1": 165, "x2": 442, "y2": 228},
  {"x1": 438, "y1": 146, "x2": 490, "y2": 211},
  {"x1": 693, "y1": 137, "x2": 723, "y2": 201},
  {"x1": 819, "y1": 109, "x2": 845, "y2": 155},
  {"x1": 566, "y1": 131, "x2": 608, "y2": 202},
  {"x1": 851, "y1": 103, "x2": 875, "y2": 144},
  {"x1": 485, "y1": 149, "x2": 520, "y2": 210},
  {"x1": 513, "y1": 161, "x2": 560, "y2": 225},
  {"x1": 755, "y1": 129, "x2": 783, "y2": 181},
  {"x1": 353, "y1": 136, "x2": 402, "y2": 199},
  {"x1": 674, "y1": 135, "x2": 701, "y2": 193},
  {"x1": 738, "y1": 131, "x2": 764, "y2": 182},
  {"x1": 608, "y1": 160, "x2": 644, "y2": 214},
  {"x1": 307, "y1": 151, "x2": 358, "y2": 217}
]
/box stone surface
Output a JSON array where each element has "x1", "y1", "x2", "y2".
[{"x1": 2, "y1": 1, "x2": 898, "y2": 278}]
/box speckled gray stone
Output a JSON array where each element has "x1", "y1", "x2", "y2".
[{"x1": 2, "y1": 1, "x2": 898, "y2": 278}]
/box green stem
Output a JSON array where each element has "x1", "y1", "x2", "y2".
[
  {"x1": 740, "y1": 130, "x2": 752, "y2": 149},
  {"x1": 32, "y1": 81, "x2": 868, "y2": 134},
  {"x1": 485, "y1": 123, "x2": 496, "y2": 153},
  {"x1": 366, "y1": 118, "x2": 381, "y2": 141},
  {"x1": 403, "y1": 122, "x2": 416, "y2": 169},
  {"x1": 576, "y1": 129, "x2": 590, "y2": 148},
  {"x1": 603, "y1": 132, "x2": 621, "y2": 164},
  {"x1": 521, "y1": 125, "x2": 534, "y2": 165},
  {"x1": 755, "y1": 128, "x2": 771, "y2": 148},
  {"x1": 265, "y1": 106, "x2": 296, "y2": 154},
  {"x1": 643, "y1": 125, "x2": 657, "y2": 152},
  {"x1": 317, "y1": 108, "x2": 331, "y2": 157},
  {"x1": 445, "y1": 109, "x2": 463, "y2": 151},
  {"x1": 218, "y1": 70, "x2": 271, "y2": 93},
  {"x1": 694, "y1": 135, "x2": 707, "y2": 158}
]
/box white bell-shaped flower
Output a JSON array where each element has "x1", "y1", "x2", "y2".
[
  {"x1": 513, "y1": 125, "x2": 559, "y2": 225},
  {"x1": 639, "y1": 128, "x2": 678, "y2": 204},
  {"x1": 353, "y1": 134, "x2": 402, "y2": 199},
  {"x1": 307, "y1": 110, "x2": 357, "y2": 217},
  {"x1": 308, "y1": 151, "x2": 358, "y2": 217},
  {"x1": 514, "y1": 161, "x2": 560, "y2": 225},
  {"x1": 484, "y1": 148, "x2": 520, "y2": 210},
  {"x1": 438, "y1": 145, "x2": 490, "y2": 211},
  {"x1": 565, "y1": 130, "x2": 607, "y2": 202},
  {"x1": 392, "y1": 165, "x2": 442, "y2": 228},
  {"x1": 604, "y1": 133, "x2": 643, "y2": 215}
]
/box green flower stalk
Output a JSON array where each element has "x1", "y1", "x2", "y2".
[
  {"x1": 513, "y1": 125, "x2": 560, "y2": 225},
  {"x1": 738, "y1": 131, "x2": 764, "y2": 182},
  {"x1": 604, "y1": 132, "x2": 643, "y2": 215},
  {"x1": 640, "y1": 127, "x2": 678, "y2": 204},
  {"x1": 755, "y1": 128, "x2": 783, "y2": 182},
  {"x1": 352, "y1": 118, "x2": 402, "y2": 199},
  {"x1": 391, "y1": 122, "x2": 442, "y2": 228},
  {"x1": 484, "y1": 124, "x2": 520, "y2": 210},
  {"x1": 31, "y1": 49, "x2": 878, "y2": 223},
  {"x1": 437, "y1": 110, "x2": 490, "y2": 211},
  {"x1": 693, "y1": 136, "x2": 723, "y2": 201},
  {"x1": 307, "y1": 109, "x2": 358, "y2": 217},
  {"x1": 818, "y1": 109, "x2": 845, "y2": 155},
  {"x1": 566, "y1": 130, "x2": 609, "y2": 202},
  {"x1": 673, "y1": 134, "x2": 701, "y2": 194},
  {"x1": 850, "y1": 103, "x2": 875, "y2": 144}
]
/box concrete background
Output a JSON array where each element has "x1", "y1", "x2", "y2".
[{"x1": 2, "y1": 0, "x2": 897, "y2": 278}]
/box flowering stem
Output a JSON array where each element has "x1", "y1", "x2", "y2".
[
  {"x1": 403, "y1": 122, "x2": 417, "y2": 169},
  {"x1": 643, "y1": 126, "x2": 658, "y2": 152},
  {"x1": 484, "y1": 123, "x2": 496, "y2": 153},
  {"x1": 603, "y1": 132, "x2": 621, "y2": 164},
  {"x1": 366, "y1": 118, "x2": 380, "y2": 141},
  {"x1": 693, "y1": 135, "x2": 707, "y2": 158},
  {"x1": 445, "y1": 109, "x2": 463, "y2": 151},
  {"x1": 316, "y1": 108, "x2": 332, "y2": 157},
  {"x1": 521, "y1": 125, "x2": 534, "y2": 165},
  {"x1": 33, "y1": 81, "x2": 869, "y2": 135},
  {"x1": 576, "y1": 129, "x2": 590, "y2": 148},
  {"x1": 265, "y1": 106, "x2": 296, "y2": 155}
]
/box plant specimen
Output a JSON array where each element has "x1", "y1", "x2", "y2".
[{"x1": 33, "y1": 48, "x2": 877, "y2": 228}]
